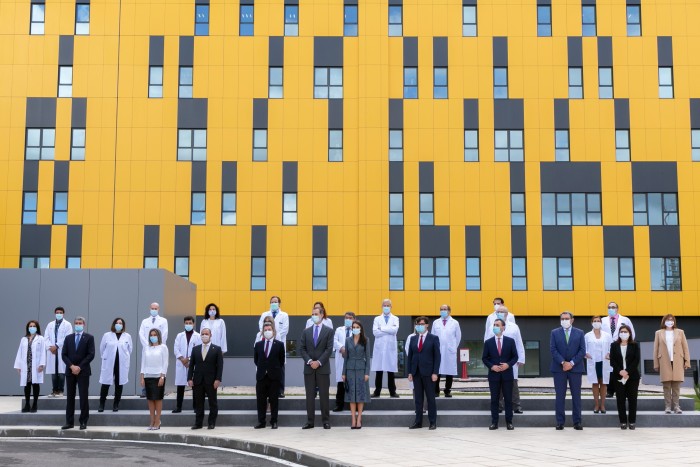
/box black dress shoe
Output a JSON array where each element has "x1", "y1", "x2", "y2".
[
  {"x1": 371, "y1": 393, "x2": 380, "y2": 398},
  {"x1": 271, "y1": 422, "x2": 278, "y2": 429},
  {"x1": 61, "y1": 424, "x2": 74, "y2": 430},
  {"x1": 301, "y1": 423, "x2": 314, "y2": 429},
  {"x1": 323, "y1": 423, "x2": 331, "y2": 429},
  {"x1": 207, "y1": 424, "x2": 215, "y2": 430},
  {"x1": 444, "y1": 393, "x2": 452, "y2": 398},
  {"x1": 332, "y1": 406, "x2": 343, "y2": 412},
  {"x1": 409, "y1": 422, "x2": 422, "y2": 429},
  {"x1": 489, "y1": 424, "x2": 498, "y2": 430},
  {"x1": 171, "y1": 408, "x2": 182, "y2": 413},
  {"x1": 254, "y1": 422, "x2": 266, "y2": 429},
  {"x1": 278, "y1": 394, "x2": 285, "y2": 399},
  {"x1": 514, "y1": 409, "x2": 523, "y2": 414},
  {"x1": 429, "y1": 424, "x2": 436, "y2": 430},
  {"x1": 620, "y1": 423, "x2": 628, "y2": 430},
  {"x1": 555, "y1": 425, "x2": 564, "y2": 430},
  {"x1": 573, "y1": 424, "x2": 583, "y2": 430},
  {"x1": 628, "y1": 423, "x2": 636, "y2": 430},
  {"x1": 79, "y1": 424, "x2": 87, "y2": 430},
  {"x1": 97, "y1": 406, "x2": 104, "y2": 413},
  {"x1": 191, "y1": 425, "x2": 203, "y2": 430},
  {"x1": 390, "y1": 393, "x2": 400, "y2": 398},
  {"x1": 506, "y1": 423, "x2": 514, "y2": 430},
  {"x1": 112, "y1": 404, "x2": 119, "y2": 412}
]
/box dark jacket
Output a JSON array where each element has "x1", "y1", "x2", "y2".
[
  {"x1": 407, "y1": 333, "x2": 441, "y2": 377},
  {"x1": 187, "y1": 343, "x2": 224, "y2": 385},
  {"x1": 342, "y1": 337, "x2": 371, "y2": 376},
  {"x1": 549, "y1": 327, "x2": 586, "y2": 374},
  {"x1": 300, "y1": 324, "x2": 334, "y2": 375},
  {"x1": 254, "y1": 339, "x2": 285, "y2": 381},
  {"x1": 482, "y1": 335, "x2": 519, "y2": 381},
  {"x1": 62, "y1": 332, "x2": 95, "y2": 376},
  {"x1": 610, "y1": 341, "x2": 641, "y2": 381}
]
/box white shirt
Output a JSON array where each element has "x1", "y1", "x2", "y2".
[
  {"x1": 588, "y1": 333, "x2": 606, "y2": 362},
  {"x1": 666, "y1": 330, "x2": 675, "y2": 362},
  {"x1": 141, "y1": 344, "x2": 169, "y2": 377},
  {"x1": 620, "y1": 345, "x2": 627, "y2": 370}
]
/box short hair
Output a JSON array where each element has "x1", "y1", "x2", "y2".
[
  {"x1": 263, "y1": 320, "x2": 277, "y2": 337},
  {"x1": 414, "y1": 316, "x2": 429, "y2": 325},
  {"x1": 660, "y1": 314, "x2": 676, "y2": 329},
  {"x1": 200, "y1": 327, "x2": 211, "y2": 335},
  {"x1": 441, "y1": 305, "x2": 451, "y2": 312},
  {"x1": 270, "y1": 295, "x2": 282, "y2": 304},
  {"x1": 184, "y1": 315, "x2": 195, "y2": 323},
  {"x1": 54, "y1": 306, "x2": 65, "y2": 313},
  {"x1": 74, "y1": 316, "x2": 86, "y2": 325},
  {"x1": 382, "y1": 298, "x2": 392, "y2": 306},
  {"x1": 313, "y1": 301, "x2": 327, "y2": 318},
  {"x1": 493, "y1": 297, "x2": 505, "y2": 305},
  {"x1": 148, "y1": 328, "x2": 163, "y2": 345},
  {"x1": 111, "y1": 317, "x2": 125, "y2": 333},
  {"x1": 560, "y1": 311, "x2": 573, "y2": 319},
  {"x1": 344, "y1": 311, "x2": 356, "y2": 319},
  {"x1": 494, "y1": 318, "x2": 506, "y2": 327},
  {"x1": 591, "y1": 315, "x2": 602, "y2": 323}
]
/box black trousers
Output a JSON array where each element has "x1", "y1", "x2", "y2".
[
  {"x1": 51, "y1": 373, "x2": 65, "y2": 393},
  {"x1": 193, "y1": 382, "x2": 218, "y2": 426},
  {"x1": 304, "y1": 371, "x2": 330, "y2": 424},
  {"x1": 615, "y1": 378, "x2": 639, "y2": 424},
  {"x1": 99, "y1": 384, "x2": 123, "y2": 405},
  {"x1": 175, "y1": 385, "x2": 195, "y2": 410},
  {"x1": 65, "y1": 372, "x2": 90, "y2": 426},
  {"x1": 280, "y1": 365, "x2": 285, "y2": 394},
  {"x1": 435, "y1": 375, "x2": 453, "y2": 395},
  {"x1": 499, "y1": 379, "x2": 522, "y2": 411},
  {"x1": 335, "y1": 381, "x2": 346, "y2": 408},
  {"x1": 374, "y1": 371, "x2": 396, "y2": 395},
  {"x1": 489, "y1": 377, "x2": 513, "y2": 424},
  {"x1": 256, "y1": 375, "x2": 281, "y2": 423},
  {"x1": 413, "y1": 371, "x2": 437, "y2": 425}
]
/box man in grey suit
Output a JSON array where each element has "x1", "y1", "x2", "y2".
[{"x1": 300, "y1": 306, "x2": 334, "y2": 429}]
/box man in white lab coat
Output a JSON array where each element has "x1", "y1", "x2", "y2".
[
  {"x1": 138, "y1": 302, "x2": 168, "y2": 397},
  {"x1": 333, "y1": 311, "x2": 356, "y2": 411},
  {"x1": 431, "y1": 304, "x2": 462, "y2": 397},
  {"x1": 601, "y1": 301, "x2": 635, "y2": 398},
  {"x1": 172, "y1": 315, "x2": 202, "y2": 413},
  {"x1": 484, "y1": 306, "x2": 526, "y2": 413},
  {"x1": 371, "y1": 299, "x2": 400, "y2": 398},
  {"x1": 45, "y1": 306, "x2": 72, "y2": 397},
  {"x1": 484, "y1": 297, "x2": 516, "y2": 342},
  {"x1": 258, "y1": 296, "x2": 289, "y2": 397}
]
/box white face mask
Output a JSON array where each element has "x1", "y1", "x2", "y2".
[
  {"x1": 665, "y1": 320, "x2": 675, "y2": 328},
  {"x1": 263, "y1": 330, "x2": 273, "y2": 339},
  {"x1": 494, "y1": 304, "x2": 500, "y2": 312},
  {"x1": 592, "y1": 322, "x2": 602, "y2": 330},
  {"x1": 201, "y1": 335, "x2": 211, "y2": 344},
  {"x1": 619, "y1": 332, "x2": 630, "y2": 341},
  {"x1": 561, "y1": 319, "x2": 572, "y2": 329}
]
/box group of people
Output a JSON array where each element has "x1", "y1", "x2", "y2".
[{"x1": 13, "y1": 297, "x2": 693, "y2": 432}]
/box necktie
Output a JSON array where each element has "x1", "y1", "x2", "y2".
[
  {"x1": 346, "y1": 328, "x2": 351, "y2": 338},
  {"x1": 313, "y1": 325, "x2": 319, "y2": 346},
  {"x1": 264, "y1": 340, "x2": 270, "y2": 358},
  {"x1": 272, "y1": 311, "x2": 278, "y2": 319},
  {"x1": 418, "y1": 335, "x2": 424, "y2": 352},
  {"x1": 75, "y1": 334, "x2": 80, "y2": 349},
  {"x1": 610, "y1": 316, "x2": 616, "y2": 335},
  {"x1": 497, "y1": 338, "x2": 502, "y2": 356},
  {"x1": 384, "y1": 315, "x2": 389, "y2": 324},
  {"x1": 152, "y1": 317, "x2": 155, "y2": 324},
  {"x1": 443, "y1": 319, "x2": 447, "y2": 326},
  {"x1": 55, "y1": 320, "x2": 60, "y2": 340},
  {"x1": 565, "y1": 329, "x2": 570, "y2": 344},
  {"x1": 202, "y1": 345, "x2": 208, "y2": 360}
]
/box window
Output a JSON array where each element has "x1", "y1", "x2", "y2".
[
  {"x1": 66, "y1": 257, "x2": 81, "y2": 269},
  {"x1": 419, "y1": 193, "x2": 434, "y2": 225},
  {"x1": 555, "y1": 130, "x2": 570, "y2": 161},
  {"x1": 328, "y1": 129, "x2": 343, "y2": 162},
  {"x1": 389, "y1": 130, "x2": 403, "y2": 161},
  {"x1": 251, "y1": 257, "x2": 266, "y2": 289},
  {"x1": 605, "y1": 257, "x2": 635, "y2": 290},
  {"x1": 543, "y1": 257, "x2": 573, "y2": 291},
  {"x1": 537, "y1": 5, "x2": 552, "y2": 37},
  {"x1": 195, "y1": 4, "x2": 209, "y2": 36},
  {"x1": 651, "y1": 257, "x2": 681, "y2": 291},
  {"x1": 511, "y1": 193, "x2": 525, "y2": 225},
  {"x1": 582, "y1": 5, "x2": 596, "y2": 36},
  {"x1": 494, "y1": 129, "x2": 523, "y2": 162},
  {"x1": 58, "y1": 66, "x2": 73, "y2": 98},
  {"x1": 626, "y1": 4, "x2": 641, "y2": 36},
  {"x1": 253, "y1": 129, "x2": 268, "y2": 161},
  {"x1": 282, "y1": 193, "x2": 297, "y2": 225},
  {"x1": 462, "y1": 5, "x2": 476, "y2": 36},
  {"x1": 389, "y1": 257, "x2": 404, "y2": 290},
  {"x1": 404, "y1": 67, "x2": 417, "y2": 99},
  {"x1": 284, "y1": 4, "x2": 298, "y2": 36},
  {"x1": 191, "y1": 192, "x2": 206, "y2": 225},
  {"x1": 615, "y1": 129, "x2": 630, "y2": 161},
  {"x1": 466, "y1": 257, "x2": 481, "y2": 290},
  {"x1": 21, "y1": 257, "x2": 50, "y2": 268},
  {"x1": 53, "y1": 192, "x2": 68, "y2": 225},
  {"x1": 420, "y1": 257, "x2": 450, "y2": 291},
  {"x1": 599, "y1": 67, "x2": 613, "y2": 99},
  {"x1": 568, "y1": 67, "x2": 583, "y2": 99},
  {"x1": 177, "y1": 129, "x2": 207, "y2": 161},
  {"x1": 344, "y1": 4, "x2": 358, "y2": 36},
  {"x1": 240, "y1": 4, "x2": 254, "y2": 36},
  {"x1": 389, "y1": 193, "x2": 403, "y2": 225},
  {"x1": 25, "y1": 128, "x2": 55, "y2": 160},
  {"x1": 659, "y1": 67, "x2": 674, "y2": 99},
  {"x1": 633, "y1": 193, "x2": 678, "y2": 225},
  {"x1": 314, "y1": 67, "x2": 343, "y2": 98},
  {"x1": 22, "y1": 192, "x2": 37, "y2": 224},
  {"x1": 30, "y1": 3, "x2": 45, "y2": 35},
  {"x1": 144, "y1": 257, "x2": 159, "y2": 269},
  {"x1": 75, "y1": 3, "x2": 90, "y2": 35},
  {"x1": 692, "y1": 129, "x2": 700, "y2": 161},
  {"x1": 148, "y1": 66, "x2": 163, "y2": 98},
  {"x1": 494, "y1": 67, "x2": 508, "y2": 99},
  {"x1": 313, "y1": 257, "x2": 328, "y2": 290},
  {"x1": 222, "y1": 192, "x2": 236, "y2": 225},
  {"x1": 269, "y1": 67, "x2": 283, "y2": 98},
  {"x1": 541, "y1": 193, "x2": 601, "y2": 225},
  {"x1": 175, "y1": 257, "x2": 190, "y2": 280},
  {"x1": 434, "y1": 67, "x2": 447, "y2": 99},
  {"x1": 179, "y1": 66, "x2": 193, "y2": 98},
  {"x1": 464, "y1": 129, "x2": 478, "y2": 162},
  {"x1": 71, "y1": 128, "x2": 85, "y2": 160},
  {"x1": 512, "y1": 257, "x2": 527, "y2": 290},
  {"x1": 388, "y1": 5, "x2": 402, "y2": 36}
]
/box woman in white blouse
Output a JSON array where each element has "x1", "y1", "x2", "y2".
[
  {"x1": 140, "y1": 328, "x2": 168, "y2": 430},
  {"x1": 653, "y1": 314, "x2": 691, "y2": 413},
  {"x1": 584, "y1": 315, "x2": 612, "y2": 413},
  {"x1": 14, "y1": 320, "x2": 46, "y2": 413},
  {"x1": 200, "y1": 303, "x2": 227, "y2": 354}
]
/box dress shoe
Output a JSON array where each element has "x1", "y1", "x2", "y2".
[
  {"x1": 620, "y1": 423, "x2": 628, "y2": 430},
  {"x1": 191, "y1": 425, "x2": 203, "y2": 430},
  {"x1": 371, "y1": 393, "x2": 380, "y2": 398},
  {"x1": 428, "y1": 424, "x2": 436, "y2": 430},
  {"x1": 171, "y1": 408, "x2": 182, "y2": 413},
  {"x1": 61, "y1": 424, "x2": 74, "y2": 430},
  {"x1": 79, "y1": 424, "x2": 87, "y2": 430},
  {"x1": 332, "y1": 406, "x2": 343, "y2": 412},
  {"x1": 409, "y1": 422, "x2": 422, "y2": 429},
  {"x1": 628, "y1": 423, "x2": 636, "y2": 430},
  {"x1": 278, "y1": 394, "x2": 285, "y2": 399},
  {"x1": 98, "y1": 404, "x2": 104, "y2": 413},
  {"x1": 207, "y1": 424, "x2": 215, "y2": 430},
  {"x1": 254, "y1": 423, "x2": 266, "y2": 429},
  {"x1": 323, "y1": 423, "x2": 331, "y2": 429},
  {"x1": 593, "y1": 410, "x2": 599, "y2": 414},
  {"x1": 514, "y1": 409, "x2": 523, "y2": 414},
  {"x1": 112, "y1": 404, "x2": 119, "y2": 412},
  {"x1": 21, "y1": 403, "x2": 30, "y2": 413},
  {"x1": 301, "y1": 423, "x2": 314, "y2": 429},
  {"x1": 390, "y1": 393, "x2": 400, "y2": 398},
  {"x1": 489, "y1": 424, "x2": 498, "y2": 430},
  {"x1": 271, "y1": 422, "x2": 278, "y2": 429},
  {"x1": 30, "y1": 404, "x2": 37, "y2": 413},
  {"x1": 506, "y1": 423, "x2": 514, "y2": 430},
  {"x1": 573, "y1": 424, "x2": 583, "y2": 430},
  {"x1": 555, "y1": 425, "x2": 564, "y2": 430},
  {"x1": 444, "y1": 393, "x2": 452, "y2": 398},
  {"x1": 600, "y1": 409, "x2": 607, "y2": 414}
]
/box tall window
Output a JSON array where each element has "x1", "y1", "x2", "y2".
[
  {"x1": 251, "y1": 257, "x2": 266, "y2": 289},
  {"x1": 404, "y1": 67, "x2": 418, "y2": 99},
  {"x1": 195, "y1": 4, "x2": 209, "y2": 36},
  {"x1": 494, "y1": 129, "x2": 523, "y2": 162},
  {"x1": 283, "y1": 193, "x2": 297, "y2": 225},
  {"x1": 389, "y1": 193, "x2": 403, "y2": 225},
  {"x1": 222, "y1": 192, "x2": 236, "y2": 225},
  {"x1": 149, "y1": 66, "x2": 163, "y2": 98},
  {"x1": 191, "y1": 192, "x2": 206, "y2": 225},
  {"x1": 420, "y1": 257, "x2": 450, "y2": 291},
  {"x1": 71, "y1": 128, "x2": 86, "y2": 160},
  {"x1": 53, "y1": 192, "x2": 68, "y2": 225},
  {"x1": 144, "y1": 257, "x2": 159, "y2": 269},
  {"x1": 30, "y1": 3, "x2": 45, "y2": 35},
  {"x1": 344, "y1": 4, "x2": 358, "y2": 36},
  {"x1": 626, "y1": 4, "x2": 641, "y2": 36},
  {"x1": 284, "y1": 4, "x2": 299, "y2": 36},
  {"x1": 582, "y1": 5, "x2": 597, "y2": 36},
  {"x1": 240, "y1": 4, "x2": 254, "y2": 36},
  {"x1": 179, "y1": 66, "x2": 193, "y2": 98},
  {"x1": 22, "y1": 192, "x2": 37, "y2": 224},
  {"x1": 175, "y1": 257, "x2": 190, "y2": 280},
  {"x1": 633, "y1": 193, "x2": 678, "y2": 225},
  {"x1": 599, "y1": 67, "x2": 613, "y2": 99},
  {"x1": 511, "y1": 193, "x2": 525, "y2": 225},
  {"x1": 568, "y1": 67, "x2": 583, "y2": 99},
  {"x1": 21, "y1": 257, "x2": 50, "y2": 268},
  {"x1": 314, "y1": 67, "x2": 343, "y2": 98},
  {"x1": 328, "y1": 130, "x2": 343, "y2": 162},
  {"x1": 464, "y1": 129, "x2": 478, "y2": 161},
  {"x1": 541, "y1": 193, "x2": 602, "y2": 225},
  {"x1": 75, "y1": 3, "x2": 90, "y2": 35},
  {"x1": 692, "y1": 129, "x2": 700, "y2": 162},
  {"x1": 388, "y1": 5, "x2": 402, "y2": 36},
  {"x1": 615, "y1": 129, "x2": 630, "y2": 161},
  {"x1": 651, "y1": 257, "x2": 681, "y2": 291},
  {"x1": 537, "y1": 4, "x2": 552, "y2": 37},
  {"x1": 512, "y1": 257, "x2": 527, "y2": 290},
  {"x1": 605, "y1": 257, "x2": 635, "y2": 290},
  {"x1": 253, "y1": 129, "x2": 268, "y2": 161},
  {"x1": 389, "y1": 130, "x2": 403, "y2": 161},
  {"x1": 269, "y1": 67, "x2": 283, "y2": 98},
  {"x1": 389, "y1": 257, "x2": 404, "y2": 290},
  {"x1": 25, "y1": 128, "x2": 55, "y2": 160},
  {"x1": 466, "y1": 257, "x2": 481, "y2": 290},
  {"x1": 177, "y1": 129, "x2": 207, "y2": 161},
  {"x1": 419, "y1": 193, "x2": 434, "y2": 225},
  {"x1": 493, "y1": 67, "x2": 508, "y2": 99},
  {"x1": 543, "y1": 257, "x2": 573, "y2": 291},
  {"x1": 555, "y1": 130, "x2": 570, "y2": 161},
  {"x1": 66, "y1": 257, "x2": 81, "y2": 269},
  {"x1": 434, "y1": 67, "x2": 447, "y2": 99},
  {"x1": 659, "y1": 67, "x2": 674, "y2": 99},
  {"x1": 313, "y1": 257, "x2": 328, "y2": 290},
  {"x1": 58, "y1": 66, "x2": 73, "y2": 98},
  {"x1": 462, "y1": 4, "x2": 476, "y2": 36}
]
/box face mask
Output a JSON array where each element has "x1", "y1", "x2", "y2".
[
  {"x1": 619, "y1": 332, "x2": 630, "y2": 340},
  {"x1": 201, "y1": 335, "x2": 211, "y2": 344},
  {"x1": 74, "y1": 325, "x2": 84, "y2": 333},
  {"x1": 496, "y1": 312, "x2": 504, "y2": 320},
  {"x1": 492, "y1": 326, "x2": 502, "y2": 335},
  {"x1": 607, "y1": 308, "x2": 617, "y2": 317},
  {"x1": 440, "y1": 310, "x2": 449, "y2": 318},
  {"x1": 208, "y1": 309, "x2": 217, "y2": 317},
  {"x1": 560, "y1": 320, "x2": 571, "y2": 329},
  {"x1": 665, "y1": 320, "x2": 675, "y2": 328},
  {"x1": 352, "y1": 328, "x2": 361, "y2": 336},
  {"x1": 28, "y1": 327, "x2": 37, "y2": 335},
  {"x1": 592, "y1": 322, "x2": 601, "y2": 330},
  {"x1": 344, "y1": 319, "x2": 353, "y2": 328},
  {"x1": 493, "y1": 304, "x2": 500, "y2": 312},
  {"x1": 184, "y1": 324, "x2": 194, "y2": 332},
  {"x1": 149, "y1": 336, "x2": 158, "y2": 344},
  {"x1": 270, "y1": 303, "x2": 279, "y2": 312},
  {"x1": 263, "y1": 330, "x2": 273, "y2": 339},
  {"x1": 55, "y1": 313, "x2": 63, "y2": 321},
  {"x1": 383, "y1": 306, "x2": 391, "y2": 315},
  {"x1": 415, "y1": 324, "x2": 425, "y2": 334},
  {"x1": 115, "y1": 324, "x2": 123, "y2": 332},
  {"x1": 311, "y1": 315, "x2": 321, "y2": 324},
  {"x1": 150, "y1": 309, "x2": 158, "y2": 317}
]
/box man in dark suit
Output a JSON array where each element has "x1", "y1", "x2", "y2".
[
  {"x1": 188, "y1": 328, "x2": 224, "y2": 430},
  {"x1": 61, "y1": 316, "x2": 95, "y2": 430},
  {"x1": 253, "y1": 321, "x2": 285, "y2": 429},
  {"x1": 407, "y1": 316, "x2": 441, "y2": 430},
  {"x1": 482, "y1": 319, "x2": 519, "y2": 430},
  {"x1": 300, "y1": 306, "x2": 334, "y2": 429},
  {"x1": 550, "y1": 311, "x2": 587, "y2": 430}
]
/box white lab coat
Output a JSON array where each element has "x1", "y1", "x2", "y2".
[
  {"x1": 259, "y1": 310, "x2": 290, "y2": 347},
  {"x1": 44, "y1": 319, "x2": 72, "y2": 374},
  {"x1": 404, "y1": 333, "x2": 416, "y2": 390},
  {"x1": 371, "y1": 313, "x2": 399, "y2": 372},
  {"x1": 484, "y1": 322, "x2": 526, "y2": 379},
  {"x1": 139, "y1": 315, "x2": 169, "y2": 347},
  {"x1": 305, "y1": 317, "x2": 334, "y2": 329},
  {"x1": 431, "y1": 316, "x2": 462, "y2": 376},
  {"x1": 584, "y1": 330, "x2": 613, "y2": 385},
  {"x1": 334, "y1": 326, "x2": 352, "y2": 383},
  {"x1": 484, "y1": 312, "x2": 516, "y2": 342},
  {"x1": 200, "y1": 318, "x2": 227, "y2": 353},
  {"x1": 14, "y1": 335, "x2": 47, "y2": 386},
  {"x1": 601, "y1": 314, "x2": 635, "y2": 340},
  {"x1": 173, "y1": 331, "x2": 202, "y2": 386},
  {"x1": 99, "y1": 332, "x2": 133, "y2": 385}
]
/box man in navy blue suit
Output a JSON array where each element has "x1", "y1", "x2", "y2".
[
  {"x1": 482, "y1": 319, "x2": 519, "y2": 430},
  {"x1": 407, "y1": 316, "x2": 441, "y2": 430},
  {"x1": 61, "y1": 316, "x2": 95, "y2": 430},
  {"x1": 550, "y1": 311, "x2": 586, "y2": 430}
]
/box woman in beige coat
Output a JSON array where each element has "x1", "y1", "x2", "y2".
[{"x1": 653, "y1": 314, "x2": 691, "y2": 414}]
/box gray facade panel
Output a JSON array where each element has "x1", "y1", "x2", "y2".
[
  {"x1": 66, "y1": 225, "x2": 82, "y2": 256},
  {"x1": 191, "y1": 161, "x2": 207, "y2": 192},
  {"x1": 283, "y1": 161, "x2": 298, "y2": 193},
  {"x1": 614, "y1": 99, "x2": 630, "y2": 129},
  {"x1": 71, "y1": 98, "x2": 87, "y2": 127},
  {"x1": 419, "y1": 162, "x2": 434, "y2": 193},
  {"x1": 540, "y1": 162, "x2": 601, "y2": 193},
  {"x1": 510, "y1": 162, "x2": 525, "y2": 192},
  {"x1": 26, "y1": 98, "x2": 56, "y2": 128},
  {"x1": 690, "y1": 99, "x2": 700, "y2": 128},
  {"x1": 597, "y1": 36, "x2": 613, "y2": 67},
  {"x1": 269, "y1": 36, "x2": 285, "y2": 66},
  {"x1": 314, "y1": 37, "x2": 344, "y2": 67},
  {"x1": 603, "y1": 226, "x2": 635, "y2": 257},
  {"x1": 20, "y1": 225, "x2": 52, "y2": 256},
  {"x1": 649, "y1": 226, "x2": 681, "y2": 257},
  {"x1": 253, "y1": 98, "x2": 268, "y2": 129},
  {"x1": 251, "y1": 226, "x2": 267, "y2": 256},
  {"x1": 554, "y1": 99, "x2": 569, "y2": 129},
  {"x1": 53, "y1": 161, "x2": 70, "y2": 191},
  {"x1": 221, "y1": 161, "x2": 237, "y2": 192},
  {"x1": 567, "y1": 36, "x2": 583, "y2": 67},
  {"x1": 389, "y1": 99, "x2": 403, "y2": 129},
  {"x1": 465, "y1": 226, "x2": 481, "y2": 256},
  {"x1": 631, "y1": 162, "x2": 678, "y2": 193},
  {"x1": 463, "y1": 99, "x2": 479, "y2": 129},
  {"x1": 58, "y1": 35, "x2": 74, "y2": 66},
  {"x1": 143, "y1": 225, "x2": 160, "y2": 257},
  {"x1": 328, "y1": 99, "x2": 343, "y2": 129},
  {"x1": 174, "y1": 225, "x2": 190, "y2": 257},
  {"x1": 492, "y1": 37, "x2": 508, "y2": 67},
  {"x1": 23, "y1": 161, "x2": 39, "y2": 192},
  {"x1": 179, "y1": 36, "x2": 194, "y2": 66},
  {"x1": 511, "y1": 226, "x2": 527, "y2": 257},
  {"x1": 149, "y1": 36, "x2": 165, "y2": 66},
  {"x1": 433, "y1": 37, "x2": 448, "y2": 67},
  {"x1": 313, "y1": 225, "x2": 329, "y2": 257},
  {"x1": 541, "y1": 226, "x2": 573, "y2": 257},
  {"x1": 389, "y1": 162, "x2": 404, "y2": 193},
  {"x1": 420, "y1": 226, "x2": 450, "y2": 257},
  {"x1": 389, "y1": 225, "x2": 404, "y2": 257},
  {"x1": 658, "y1": 36, "x2": 673, "y2": 67},
  {"x1": 403, "y1": 37, "x2": 418, "y2": 67},
  {"x1": 177, "y1": 98, "x2": 208, "y2": 129},
  {"x1": 494, "y1": 99, "x2": 524, "y2": 129}
]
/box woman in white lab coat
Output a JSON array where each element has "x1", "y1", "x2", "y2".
[
  {"x1": 200, "y1": 303, "x2": 227, "y2": 354},
  {"x1": 98, "y1": 317, "x2": 133, "y2": 412},
  {"x1": 585, "y1": 315, "x2": 612, "y2": 413},
  {"x1": 14, "y1": 320, "x2": 46, "y2": 412}
]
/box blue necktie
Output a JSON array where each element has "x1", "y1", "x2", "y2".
[
  {"x1": 75, "y1": 334, "x2": 80, "y2": 349},
  {"x1": 384, "y1": 315, "x2": 389, "y2": 324},
  {"x1": 273, "y1": 311, "x2": 278, "y2": 319},
  {"x1": 346, "y1": 328, "x2": 351, "y2": 338},
  {"x1": 313, "y1": 325, "x2": 319, "y2": 346}
]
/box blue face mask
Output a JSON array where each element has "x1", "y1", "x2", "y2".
[
  {"x1": 208, "y1": 309, "x2": 217, "y2": 317},
  {"x1": 344, "y1": 319, "x2": 353, "y2": 328},
  {"x1": 114, "y1": 324, "x2": 123, "y2": 333},
  {"x1": 28, "y1": 327, "x2": 37, "y2": 335},
  {"x1": 493, "y1": 326, "x2": 502, "y2": 335},
  {"x1": 149, "y1": 336, "x2": 159, "y2": 344},
  {"x1": 184, "y1": 324, "x2": 194, "y2": 332},
  {"x1": 311, "y1": 314, "x2": 321, "y2": 324},
  {"x1": 55, "y1": 313, "x2": 63, "y2": 321},
  {"x1": 150, "y1": 309, "x2": 158, "y2": 317},
  {"x1": 440, "y1": 310, "x2": 449, "y2": 318},
  {"x1": 415, "y1": 324, "x2": 425, "y2": 334},
  {"x1": 383, "y1": 306, "x2": 391, "y2": 315},
  {"x1": 270, "y1": 303, "x2": 279, "y2": 312},
  {"x1": 352, "y1": 328, "x2": 361, "y2": 336},
  {"x1": 608, "y1": 308, "x2": 617, "y2": 316},
  {"x1": 74, "y1": 325, "x2": 84, "y2": 333},
  {"x1": 496, "y1": 312, "x2": 504, "y2": 320}
]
